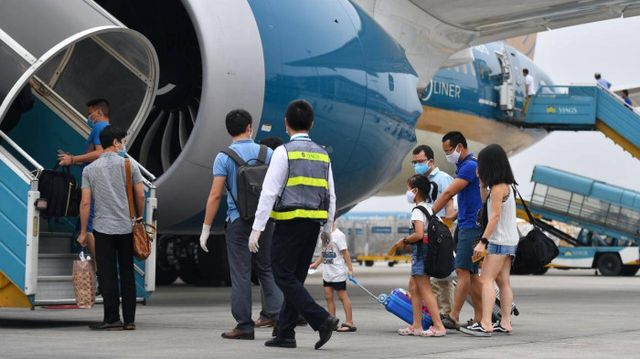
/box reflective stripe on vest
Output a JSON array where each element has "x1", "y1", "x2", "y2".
[
  {"x1": 286, "y1": 176, "x2": 328, "y2": 188},
  {"x1": 270, "y1": 209, "x2": 329, "y2": 221},
  {"x1": 287, "y1": 151, "x2": 330, "y2": 163},
  {"x1": 272, "y1": 139, "x2": 330, "y2": 221}
]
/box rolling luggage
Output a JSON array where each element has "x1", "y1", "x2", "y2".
[{"x1": 348, "y1": 276, "x2": 432, "y2": 329}]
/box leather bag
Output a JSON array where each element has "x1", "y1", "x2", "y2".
[{"x1": 125, "y1": 159, "x2": 155, "y2": 260}]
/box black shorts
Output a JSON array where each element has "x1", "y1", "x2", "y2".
[{"x1": 323, "y1": 280, "x2": 346, "y2": 291}]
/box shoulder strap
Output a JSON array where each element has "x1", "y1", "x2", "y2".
[
  {"x1": 512, "y1": 184, "x2": 535, "y2": 224},
  {"x1": 220, "y1": 148, "x2": 247, "y2": 167},
  {"x1": 257, "y1": 145, "x2": 268, "y2": 164},
  {"x1": 413, "y1": 205, "x2": 435, "y2": 222},
  {"x1": 125, "y1": 158, "x2": 135, "y2": 220}
]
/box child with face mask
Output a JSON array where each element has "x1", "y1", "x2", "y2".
[{"x1": 394, "y1": 175, "x2": 446, "y2": 337}]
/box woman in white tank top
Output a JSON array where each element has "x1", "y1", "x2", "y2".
[{"x1": 460, "y1": 144, "x2": 518, "y2": 337}]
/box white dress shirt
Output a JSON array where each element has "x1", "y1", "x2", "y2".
[{"x1": 252, "y1": 133, "x2": 336, "y2": 233}]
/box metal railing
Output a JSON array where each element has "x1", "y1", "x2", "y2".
[{"x1": 0, "y1": 129, "x2": 43, "y2": 179}]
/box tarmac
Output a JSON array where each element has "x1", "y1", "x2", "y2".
[{"x1": 1, "y1": 265, "x2": 638, "y2": 359}]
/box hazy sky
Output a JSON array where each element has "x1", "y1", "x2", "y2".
[{"x1": 353, "y1": 16, "x2": 640, "y2": 213}]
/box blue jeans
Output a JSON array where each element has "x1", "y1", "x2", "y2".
[
  {"x1": 455, "y1": 226, "x2": 482, "y2": 274},
  {"x1": 487, "y1": 243, "x2": 517, "y2": 257},
  {"x1": 411, "y1": 243, "x2": 428, "y2": 276}
]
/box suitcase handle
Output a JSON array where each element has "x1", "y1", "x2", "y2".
[{"x1": 348, "y1": 276, "x2": 385, "y2": 304}]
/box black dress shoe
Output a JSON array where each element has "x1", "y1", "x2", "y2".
[
  {"x1": 89, "y1": 321, "x2": 123, "y2": 330},
  {"x1": 265, "y1": 337, "x2": 296, "y2": 348},
  {"x1": 315, "y1": 316, "x2": 339, "y2": 350},
  {"x1": 123, "y1": 323, "x2": 136, "y2": 330}
]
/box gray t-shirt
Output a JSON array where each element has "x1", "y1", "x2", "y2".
[{"x1": 81, "y1": 152, "x2": 143, "y2": 235}]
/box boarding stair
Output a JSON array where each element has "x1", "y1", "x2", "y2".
[
  {"x1": 520, "y1": 85, "x2": 640, "y2": 159},
  {"x1": 0, "y1": 3, "x2": 159, "y2": 308}
]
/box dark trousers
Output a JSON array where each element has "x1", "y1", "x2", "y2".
[
  {"x1": 93, "y1": 230, "x2": 136, "y2": 324},
  {"x1": 272, "y1": 220, "x2": 329, "y2": 339}
]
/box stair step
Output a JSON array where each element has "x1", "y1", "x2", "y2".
[
  {"x1": 38, "y1": 254, "x2": 77, "y2": 276},
  {"x1": 38, "y1": 235, "x2": 74, "y2": 254},
  {"x1": 35, "y1": 275, "x2": 76, "y2": 303},
  {"x1": 39, "y1": 232, "x2": 74, "y2": 239}
]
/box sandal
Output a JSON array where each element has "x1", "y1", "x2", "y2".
[
  {"x1": 397, "y1": 326, "x2": 418, "y2": 336},
  {"x1": 424, "y1": 326, "x2": 446, "y2": 337},
  {"x1": 337, "y1": 323, "x2": 357, "y2": 332}
]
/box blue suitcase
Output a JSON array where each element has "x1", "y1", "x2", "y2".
[{"x1": 349, "y1": 277, "x2": 432, "y2": 329}]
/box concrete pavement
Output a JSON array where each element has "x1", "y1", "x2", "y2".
[{"x1": 1, "y1": 266, "x2": 638, "y2": 358}]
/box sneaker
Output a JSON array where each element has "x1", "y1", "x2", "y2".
[
  {"x1": 440, "y1": 314, "x2": 459, "y2": 330},
  {"x1": 459, "y1": 322, "x2": 492, "y2": 337},
  {"x1": 492, "y1": 322, "x2": 512, "y2": 334}
]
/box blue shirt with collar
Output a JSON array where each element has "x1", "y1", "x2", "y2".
[
  {"x1": 455, "y1": 153, "x2": 482, "y2": 229},
  {"x1": 427, "y1": 167, "x2": 454, "y2": 217},
  {"x1": 213, "y1": 139, "x2": 273, "y2": 222}
]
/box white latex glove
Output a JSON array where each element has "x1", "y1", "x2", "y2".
[
  {"x1": 249, "y1": 229, "x2": 262, "y2": 253},
  {"x1": 200, "y1": 224, "x2": 211, "y2": 252}
]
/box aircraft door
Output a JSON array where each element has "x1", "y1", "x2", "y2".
[{"x1": 496, "y1": 50, "x2": 515, "y2": 115}]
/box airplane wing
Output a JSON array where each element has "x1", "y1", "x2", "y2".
[{"x1": 353, "y1": 0, "x2": 640, "y2": 86}]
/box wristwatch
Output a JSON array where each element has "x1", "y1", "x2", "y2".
[{"x1": 480, "y1": 237, "x2": 489, "y2": 245}]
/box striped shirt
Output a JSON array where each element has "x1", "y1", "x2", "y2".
[{"x1": 81, "y1": 152, "x2": 143, "y2": 234}]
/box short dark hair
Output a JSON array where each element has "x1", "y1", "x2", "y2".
[
  {"x1": 522, "y1": 68, "x2": 529, "y2": 75},
  {"x1": 259, "y1": 136, "x2": 284, "y2": 150},
  {"x1": 225, "y1": 109, "x2": 252, "y2": 136},
  {"x1": 477, "y1": 144, "x2": 517, "y2": 187},
  {"x1": 595, "y1": 73, "x2": 601, "y2": 79},
  {"x1": 442, "y1": 131, "x2": 467, "y2": 148},
  {"x1": 99, "y1": 125, "x2": 126, "y2": 148},
  {"x1": 407, "y1": 174, "x2": 437, "y2": 202},
  {"x1": 285, "y1": 99, "x2": 314, "y2": 131},
  {"x1": 86, "y1": 98, "x2": 110, "y2": 116},
  {"x1": 622, "y1": 89, "x2": 629, "y2": 96},
  {"x1": 412, "y1": 145, "x2": 434, "y2": 160}
]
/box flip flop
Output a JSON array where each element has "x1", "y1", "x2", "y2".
[{"x1": 337, "y1": 323, "x2": 357, "y2": 332}]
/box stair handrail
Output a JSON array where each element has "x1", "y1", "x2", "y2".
[{"x1": 0, "y1": 129, "x2": 44, "y2": 178}]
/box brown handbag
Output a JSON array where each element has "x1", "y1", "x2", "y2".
[{"x1": 125, "y1": 158, "x2": 155, "y2": 260}]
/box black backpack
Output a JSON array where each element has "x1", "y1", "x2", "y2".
[
  {"x1": 220, "y1": 145, "x2": 269, "y2": 221},
  {"x1": 414, "y1": 205, "x2": 455, "y2": 279},
  {"x1": 38, "y1": 166, "x2": 81, "y2": 218},
  {"x1": 511, "y1": 186, "x2": 559, "y2": 274}
]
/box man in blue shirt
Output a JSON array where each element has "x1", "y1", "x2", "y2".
[
  {"x1": 199, "y1": 109, "x2": 283, "y2": 340},
  {"x1": 430, "y1": 131, "x2": 483, "y2": 329},
  {"x1": 621, "y1": 89, "x2": 633, "y2": 108},
  {"x1": 595, "y1": 73, "x2": 611, "y2": 90},
  {"x1": 58, "y1": 98, "x2": 111, "y2": 271}
]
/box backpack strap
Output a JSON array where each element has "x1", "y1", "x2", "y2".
[
  {"x1": 220, "y1": 148, "x2": 247, "y2": 167},
  {"x1": 257, "y1": 145, "x2": 268, "y2": 164},
  {"x1": 413, "y1": 205, "x2": 435, "y2": 222}
]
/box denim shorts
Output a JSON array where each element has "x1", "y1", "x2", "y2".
[
  {"x1": 455, "y1": 226, "x2": 482, "y2": 274},
  {"x1": 411, "y1": 243, "x2": 428, "y2": 276},
  {"x1": 487, "y1": 243, "x2": 517, "y2": 257}
]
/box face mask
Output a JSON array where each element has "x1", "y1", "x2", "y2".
[
  {"x1": 117, "y1": 142, "x2": 127, "y2": 158},
  {"x1": 445, "y1": 145, "x2": 461, "y2": 164},
  {"x1": 406, "y1": 189, "x2": 416, "y2": 204},
  {"x1": 414, "y1": 162, "x2": 429, "y2": 175}
]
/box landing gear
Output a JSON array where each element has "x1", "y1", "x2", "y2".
[
  {"x1": 365, "y1": 260, "x2": 374, "y2": 267},
  {"x1": 155, "y1": 234, "x2": 231, "y2": 286}
]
